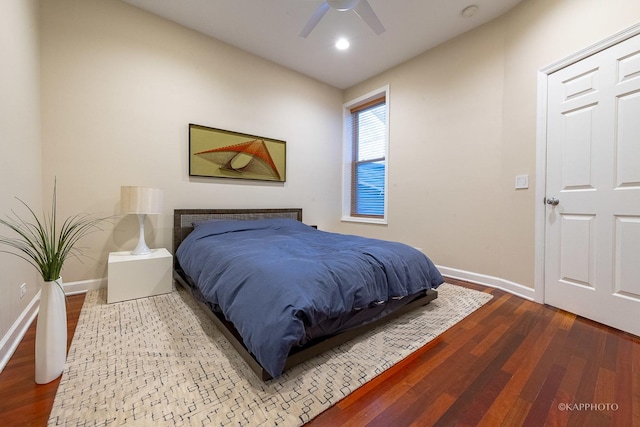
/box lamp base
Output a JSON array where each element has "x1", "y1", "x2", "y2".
[{"x1": 131, "y1": 213, "x2": 152, "y2": 255}]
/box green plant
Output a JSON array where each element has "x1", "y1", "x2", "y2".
[{"x1": 0, "y1": 180, "x2": 105, "y2": 283}]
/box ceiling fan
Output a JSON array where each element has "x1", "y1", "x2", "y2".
[{"x1": 299, "y1": 0, "x2": 386, "y2": 38}]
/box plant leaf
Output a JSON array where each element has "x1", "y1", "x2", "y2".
[{"x1": 0, "y1": 179, "x2": 108, "y2": 282}]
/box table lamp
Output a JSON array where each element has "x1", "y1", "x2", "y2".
[{"x1": 120, "y1": 186, "x2": 163, "y2": 255}]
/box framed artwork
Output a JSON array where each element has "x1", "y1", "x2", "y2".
[{"x1": 189, "y1": 124, "x2": 286, "y2": 182}]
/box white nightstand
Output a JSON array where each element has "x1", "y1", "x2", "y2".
[{"x1": 107, "y1": 248, "x2": 173, "y2": 304}]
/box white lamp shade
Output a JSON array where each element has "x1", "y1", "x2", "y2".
[{"x1": 120, "y1": 186, "x2": 163, "y2": 214}]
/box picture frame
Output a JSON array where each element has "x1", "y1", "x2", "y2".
[{"x1": 189, "y1": 124, "x2": 286, "y2": 182}]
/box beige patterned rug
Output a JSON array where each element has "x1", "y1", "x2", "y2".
[{"x1": 48, "y1": 283, "x2": 492, "y2": 426}]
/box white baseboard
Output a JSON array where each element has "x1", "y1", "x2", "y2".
[
  {"x1": 63, "y1": 277, "x2": 107, "y2": 295},
  {"x1": 438, "y1": 265, "x2": 536, "y2": 301},
  {"x1": 0, "y1": 277, "x2": 107, "y2": 374},
  {"x1": 0, "y1": 292, "x2": 39, "y2": 375}
]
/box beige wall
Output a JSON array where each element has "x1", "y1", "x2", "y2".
[
  {"x1": 39, "y1": 0, "x2": 344, "y2": 282},
  {"x1": 342, "y1": 0, "x2": 640, "y2": 290},
  {"x1": 0, "y1": 0, "x2": 42, "y2": 342}
]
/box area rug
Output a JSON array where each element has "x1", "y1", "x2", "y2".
[{"x1": 48, "y1": 283, "x2": 492, "y2": 426}]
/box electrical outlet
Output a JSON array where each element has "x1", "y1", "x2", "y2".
[{"x1": 20, "y1": 283, "x2": 27, "y2": 299}]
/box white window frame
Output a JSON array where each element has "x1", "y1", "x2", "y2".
[{"x1": 341, "y1": 85, "x2": 389, "y2": 224}]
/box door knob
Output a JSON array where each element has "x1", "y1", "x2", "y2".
[{"x1": 546, "y1": 197, "x2": 559, "y2": 206}]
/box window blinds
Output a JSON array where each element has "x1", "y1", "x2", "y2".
[{"x1": 351, "y1": 98, "x2": 386, "y2": 217}]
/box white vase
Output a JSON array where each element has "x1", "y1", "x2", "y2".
[{"x1": 35, "y1": 277, "x2": 67, "y2": 384}]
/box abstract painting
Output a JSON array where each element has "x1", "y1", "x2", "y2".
[{"x1": 189, "y1": 124, "x2": 286, "y2": 182}]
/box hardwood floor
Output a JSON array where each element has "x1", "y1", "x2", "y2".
[
  {"x1": 1, "y1": 280, "x2": 638, "y2": 426},
  {"x1": 0, "y1": 293, "x2": 84, "y2": 427}
]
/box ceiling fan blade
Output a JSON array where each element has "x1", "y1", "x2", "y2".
[
  {"x1": 299, "y1": 2, "x2": 331, "y2": 38},
  {"x1": 353, "y1": 0, "x2": 385, "y2": 35}
]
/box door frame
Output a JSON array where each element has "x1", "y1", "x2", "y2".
[{"x1": 534, "y1": 22, "x2": 640, "y2": 304}]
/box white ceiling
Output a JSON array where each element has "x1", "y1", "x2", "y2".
[{"x1": 121, "y1": 0, "x2": 523, "y2": 89}]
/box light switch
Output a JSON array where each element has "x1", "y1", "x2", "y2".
[{"x1": 515, "y1": 174, "x2": 529, "y2": 189}]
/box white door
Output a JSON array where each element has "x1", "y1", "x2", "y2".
[{"x1": 545, "y1": 33, "x2": 640, "y2": 337}]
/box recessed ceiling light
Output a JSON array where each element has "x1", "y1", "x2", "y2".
[
  {"x1": 336, "y1": 38, "x2": 350, "y2": 50},
  {"x1": 461, "y1": 5, "x2": 479, "y2": 18}
]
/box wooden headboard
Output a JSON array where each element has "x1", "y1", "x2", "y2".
[{"x1": 173, "y1": 208, "x2": 303, "y2": 253}]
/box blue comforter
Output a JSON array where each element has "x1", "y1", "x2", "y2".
[{"x1": 176, "y1": 218, "x2": 443, "y2": 377}]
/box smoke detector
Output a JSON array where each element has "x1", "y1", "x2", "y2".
[{"x1": 461, "y1": 5, "x2": 479, "y2": 18}]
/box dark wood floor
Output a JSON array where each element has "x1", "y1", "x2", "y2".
[
  {"x1": 1, "y1": 279, "x2": 638, "y2": 426},
  {"x1": 0, "y1": 292, "x2": 84, "y2": 426}
]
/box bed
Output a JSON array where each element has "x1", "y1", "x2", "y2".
[{"x1": 173, "y1": 208, "x2": 443, "y2": 380}]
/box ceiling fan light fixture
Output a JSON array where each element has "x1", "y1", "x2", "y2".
[
  {"x1": 328, "y1": 0, "x2": 360, "y2": 12},
  {"x1": 299, "y1": 0, "x2": 384, "y2": 38}
]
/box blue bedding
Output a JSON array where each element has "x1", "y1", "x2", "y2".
[{"x1": 176, "y1": 218, "x2": 443, "y2": 378}]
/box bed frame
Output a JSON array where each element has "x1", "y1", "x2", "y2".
[{"x1": 173, "y1": 208, "x2": 438, "y2": 381}]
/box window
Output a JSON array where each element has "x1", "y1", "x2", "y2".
[{"x1": 342, "y1": 87, "x2": 389, "y2": 223}]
